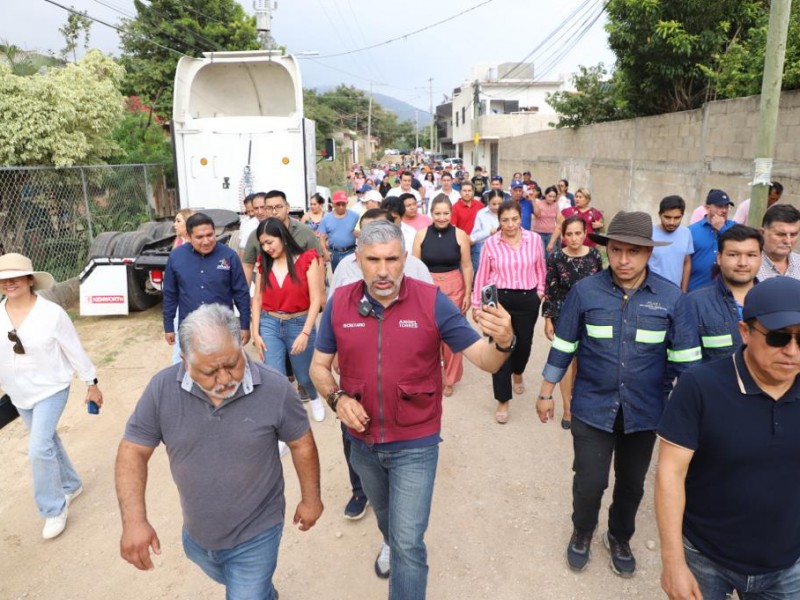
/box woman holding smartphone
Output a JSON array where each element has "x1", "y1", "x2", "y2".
[{"x1": 471, "y1": 201, "x2": 546, "y2": 423}]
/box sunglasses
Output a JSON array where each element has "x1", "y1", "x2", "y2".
[
  {"x1": 751, "y1": 325, "x2": 800, "y2": 348},
  {"x1": 8, "y1": 329, "x2": 24, "y2": 354}
]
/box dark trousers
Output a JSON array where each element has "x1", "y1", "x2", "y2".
[
  {"x1": 571, "y1": 411, "x2": 656, "y2": 542},
  {"x1": 341, "y1": 423, "x2": 364, "y2": 497},
  {"x1": 492, "y1": 289, "x2": 540, "y2": 403}
]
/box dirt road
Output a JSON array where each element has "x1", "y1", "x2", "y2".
[{"x1": 0, "y1": 306, "x2": 665, "y2": 599}]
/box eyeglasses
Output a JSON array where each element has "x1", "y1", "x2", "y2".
[
  {"x1": 8, "y1": 329, "x2": 24, "y2": 354},
  {"x1": 751, "y1": 325, "x2": 800, "y2": 348},
  {"x1": 264, "y1": 204, "x2": 285, "y2": 213}
]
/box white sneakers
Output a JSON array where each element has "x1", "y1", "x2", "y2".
[
  {"x1": 309, "y1": 398, "x2": 326, "y2": 422},
  {"x1": 42, "y1": 508, "x2": 68, "y2": 540},
  {"x1": 374, "y1": 542, "x2": 391, "y2": 579},
  {"x1": 65, "y1": 485, "x2": 83, "y2": 507},
  {"x1": 42, "y1": 485, "x2": 84, "y2": 540}
]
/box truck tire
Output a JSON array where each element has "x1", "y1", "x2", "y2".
[
  {"x1": 136, "y1": 222, "x2": 163, "y2": 239},
  {"x1": 113, "y1": 231, "x2": 153, "y2": 258},
  {"x1": 87, "y1": 231, "x2": 122, "y2": 259},
  {"x1": 126, "y1": 266, "x2": 160, "y2": 312},
  {"x1": 157, "y1": 222, "x2": 176, "y2": 239}
]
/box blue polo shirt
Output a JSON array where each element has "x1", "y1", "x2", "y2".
[
  {"x1": 318, "y1": 211, "x2": 359, "y2": 250},
  {"x1": 519, "y1": 198, "x2": 534, "y2": 231},
  {"x1": 162, "y1": 242, "x2": 251, "y2": 333},
  {"x1": 542, "y1": 268, "x2": 700, "y2": 433},
  {"x1": 658, "y1": 348, "x2": 800, "y2": 575},
  {"x1": 687, "y1": 218, "x2": 734, "y2": 291}
]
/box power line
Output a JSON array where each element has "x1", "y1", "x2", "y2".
[
  {"x1": 42, "y1": 0, "x2": 185, "y2": 56},
  {"x1": 535, "y1": 2, "x2": 607, "y2": 81},
  {"x1": 309, "y1": 0, "x2": 495, "y2": 59}
]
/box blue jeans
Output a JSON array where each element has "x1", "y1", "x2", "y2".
[
  {"x1": 684, "y1": 537, "x2": 800, "y2": 599},
  {"x1": 538, "y1": 232, "x2": 552, "y2": 257},
  {"x1": 470, "y1": 243, "x2": 482, "y2": 277},
  {"x1": 259, "y1": 311, "x2": 318, "y2": 399},
  {"x1": 17, "y1": 386, "x2": 81, "y2": 517},
  {"x1": 329, "y1": 247, "x2": 355, "y2": 272},
  {"x1": 349, "y1": 441, "x2": 439, "y2": 600},
  {"x1": 182, "y1": 523, "x2": 282, "y2": 600}
]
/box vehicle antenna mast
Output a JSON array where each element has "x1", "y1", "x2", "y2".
[{"x1": 254, "y1": 0, "x2": 278, "y2": 51}]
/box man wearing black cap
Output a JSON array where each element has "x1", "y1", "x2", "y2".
[
  {"x1": 535, "y1": 211, "x2": 700, "y2": 579},
  {"x1": 687, "y1": 189, "x2": 736, "y2": 291},
  {"x1": 656, "y1": 276, "x2": 800, "y2": 600}
]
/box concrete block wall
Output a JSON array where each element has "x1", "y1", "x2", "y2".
[{"x1": 499, "y1": 90, "x2": 800, "y2": 221}]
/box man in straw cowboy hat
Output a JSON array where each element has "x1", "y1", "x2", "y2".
[
  {"x1": 534, "y1": 211, "x2": 700, "y2": 579},
  {"x1": 0, "y1": 253, "x2": 104, "y2": 540}
]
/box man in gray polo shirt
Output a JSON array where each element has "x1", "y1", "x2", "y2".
[{"x1": 115, "y1": 304, "x2": 322, "y2": 600}]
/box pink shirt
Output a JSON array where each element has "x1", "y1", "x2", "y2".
[
  {"x1": 471, "y1": 230, "x2": 546, "y2": 308},
  {"x1": 403, "y1": 213, "x2": 432, "y2": 231},
  {"x1": 533, "y1": 199, "x2": 558, "y2": 234}
]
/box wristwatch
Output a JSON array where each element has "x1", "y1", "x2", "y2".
[
  {"x1": 86, "y1": 377, "x2": 98, "y2": 386},
  {"x1": 495, "y1": 334, "x2": 517, "y2": 353},
  {"x1": 326, "y1": 389, "x2": 348, "y2": 411}
]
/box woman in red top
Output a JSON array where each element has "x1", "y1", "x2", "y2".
[
  {"x1": 553, "y1": 187, "x2": 604, "y2": 248},
  {"x1": 251, "y1": 218, "x2": 325, "y2": 421}
]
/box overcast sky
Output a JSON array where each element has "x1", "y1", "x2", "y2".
[{"x1": 5, "y1": 0, "x2": 616, "y2": 112}]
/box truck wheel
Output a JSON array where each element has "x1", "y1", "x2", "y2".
[
  {"x1": 87, "y1": 231, "x2": 122, "y2": 259},
  {"x1": 157, "y1": 222, "x2": 176, "y2": 239},
  {"x1": 137, "y1": 222, "x2": 163, "y2": 239},
  {"x1": 126, "y1": 266, "x2": 160, "y2": 312},
  {"x1": 113, "y1": 231, "x2": 153, "y2": 258}
]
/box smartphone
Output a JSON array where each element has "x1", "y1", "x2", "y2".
[{"x1": 481, "y1": 284, "x2": 498, "y2": 308}]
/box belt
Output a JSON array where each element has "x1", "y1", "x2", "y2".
[
  {"x1": 329, "y1": 245, "x2": 356, "y2": 252},
  {"x1": 266, "y1": 310, "x2": 309, "y2": 320}
]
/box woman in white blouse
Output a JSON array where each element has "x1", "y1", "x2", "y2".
[{"x1": 0, "y1": 253, "x2": 103, "y2": 540}]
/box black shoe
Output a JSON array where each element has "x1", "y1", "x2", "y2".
[
  {"x1": 603, "y1": 530, "x2": 636, "y2": 578},
  {"x1": 566, "y1": 529, "x2": 593, "y2": 572},
  {"x1": 298, "y1": 384, "x2": 309, "y2": 401},
  {"x1": 344, "y1": 494, "x2": 369, "y2": 520}
]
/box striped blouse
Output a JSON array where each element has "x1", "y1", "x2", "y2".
[{"x1": 471, "y1": 229, "x2": 546, "y2": 308}]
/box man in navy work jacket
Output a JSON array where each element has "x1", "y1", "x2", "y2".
[
  {"x1": 310, "y1": 219, "x2": 514, "y2": 600},
  {"x1": 656, "y1": 276, "x2": 800, "y2": 600},
  {"x1": 162, "y1": 212, "x2": 251, "y2": 349},
  {"x1": 535, "y1": 211, "x2": 700, "y2": 579},
  {"x1": 675, "y1": 224, "x2": 762, "y2": 363}
]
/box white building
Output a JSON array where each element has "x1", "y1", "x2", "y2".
[{"x1": 445, "y1": 62, "x2": 569, "y2": 176}]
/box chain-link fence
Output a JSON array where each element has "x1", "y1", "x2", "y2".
[{"x1": 0, "y1": 164, "x2": 176, "y2": 282}]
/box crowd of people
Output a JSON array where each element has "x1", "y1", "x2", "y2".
[{"x1": 3, "y1": 160, "x2": 800, "y2": 600}]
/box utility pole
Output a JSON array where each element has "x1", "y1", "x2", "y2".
[
  {"x1": 428, "y1": 78, "x2": 434, "y2": 152},
  {"x1": 367, "y1": 81, "x2": 374, "y2": 161},
  {"x1": 415, "y1": 109, "x2": 419, "y2": 149},
  {"x1": 750, "y1": 0, "x2": 792, "y2": 227},
  {"x1": 472, "y1": 79, "x2": 481, "y2": 168},
  {"x1": 254, "y1": 0, "x2": 277, "y2": 51}
]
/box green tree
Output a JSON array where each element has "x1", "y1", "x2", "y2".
[
  {"x1": 109, "y1": 97, "x2": 174, "y2": 181},
  {"x1": 119, "y1": 0, "x2": 259, "y2": 117},
  {"x1": 546, "y1": 63, "x2": 624, "y2": 128},
  {"x1": 704, "y1": 2, "x2": 800, "y2": 99},
  {"x1": 59, "y1": 8, "x2": 92, "y2": 64},
  {"x1": 605, "y1": 0, "x2": 766, "y2": 115},
  {"x1": 0, "y1": 50, "x2": 124, "y2": 166}
]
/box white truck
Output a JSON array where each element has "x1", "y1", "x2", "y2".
[{"x1": 80, "y1": 48, "x2": 328, "y2": 316}]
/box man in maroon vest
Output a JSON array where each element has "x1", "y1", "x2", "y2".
[{"x1": 311, "y1": 219, "x2": 514, "y2": 599}]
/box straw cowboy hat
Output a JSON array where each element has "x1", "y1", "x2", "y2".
[
  {"x1": 0, "y1": 253, "x2": 56, "y2": 291},
  {"x1": 588, "y1": 211, "x2": 671, "y2": 247}
]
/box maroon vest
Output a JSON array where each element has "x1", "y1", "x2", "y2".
[{"x1": 332, "y1": 277, "x2": 443, "y2": 444}]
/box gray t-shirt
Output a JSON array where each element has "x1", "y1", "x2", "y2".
[{"x1": 123, "y1": 360, "x2": 309, "y2": 550}]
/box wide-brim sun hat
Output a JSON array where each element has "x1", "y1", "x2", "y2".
[
  {"x1": 588, "y1": 210, "x2": 671, "y2": 247},
  {"x1": 0, "y1": 253, "x2": 56, "y2": 291}
]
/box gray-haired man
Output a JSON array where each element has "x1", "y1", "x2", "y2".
[
  {"x1": 311, "y1": 219, "x2": 514, "y2": 599},
  {"x1": 115, "y1": 304, "x2": 322, "y2": 600}
]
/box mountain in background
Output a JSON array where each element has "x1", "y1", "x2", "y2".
[{"x1": 312, "y1": 86, "x2": 433, "y2": 126}]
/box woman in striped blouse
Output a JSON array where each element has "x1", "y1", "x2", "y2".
[{"x1": 471, "y1": 201, "x2": 546, "y2": 424}]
